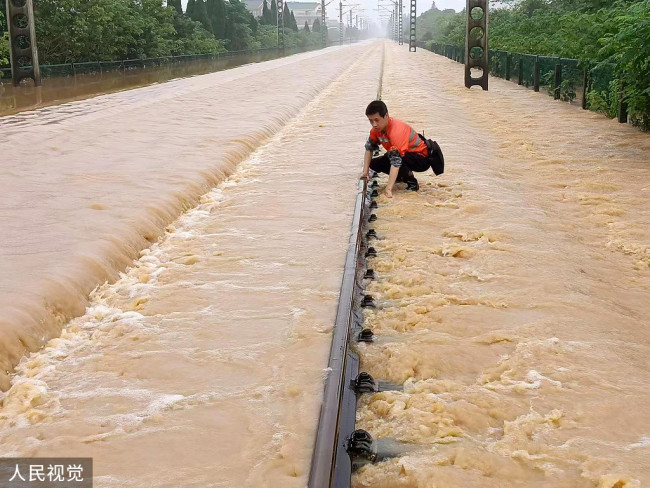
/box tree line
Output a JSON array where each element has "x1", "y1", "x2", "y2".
[
  {"x1": 0, "y1": 0, "x2": 325, "y2": 67},
  {"x1": 417, "y1": 0, "x2": 650, "y2": 129}
]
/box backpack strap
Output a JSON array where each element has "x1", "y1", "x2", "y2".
[{"x1": 417, "y1": 133, "x2": 444, "y2": 176}]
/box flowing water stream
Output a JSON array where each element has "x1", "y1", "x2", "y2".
[
  {"x1": 0, "y1": 42, "x2": 381, "y2": 487},
  {"x1": 353, "y1": 43, "x2": 649, "y2": 488},
  {"x1": 1, "y1": 40, "x2": 648, "y2": 487}
]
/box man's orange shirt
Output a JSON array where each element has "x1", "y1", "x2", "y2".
[{"x1": 368, "y1": 117, "x2": 428, "y2": 157}]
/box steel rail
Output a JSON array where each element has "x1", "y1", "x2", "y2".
[{"x1": 308, "y1": 178, "x2": 372, "y2": 488}]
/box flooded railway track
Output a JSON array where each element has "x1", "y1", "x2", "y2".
[
  {"x1": 309, "y1": 42, "x2": 650, "y2": 488},
  {"x1": 309, "y1": 173, "x2": 404, "y2": 487}
]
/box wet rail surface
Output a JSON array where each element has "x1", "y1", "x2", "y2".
[
  {"x1": 308, "y1": 177, "x2": 370, "y2": 488},
  {"x1": 308, "y1": 174, "x2": 408, "y2": 488}
]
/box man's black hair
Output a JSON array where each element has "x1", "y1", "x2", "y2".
[{"x1": 365, "y1": 100, "x2": 388, "y2": 117}]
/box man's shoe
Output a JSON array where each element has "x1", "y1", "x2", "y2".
[{"x1": 406, "y1": 178, "x2": 419, "y2": 191}]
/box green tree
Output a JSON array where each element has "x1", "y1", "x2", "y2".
[
  {"x1": 28, "y1": 0, "x2": 223, "y2": 63},
  {"x1": 416, "y1": 7, "x2": 463, "y2": 43},
  {"x1": 126, "y1": 0, "x2": 178, "y2": 59},
  {"x1": 598, "y1": 0, "x2": 650, "y2": 129},
  {"x1": 255, "y1": 23, "x2": 278, "y2": 47},
  {"x1": 0, "y1": 0, "x2": 7, "y2": 67},
  {"x1": 290, "y1": 11, "x2": 298, "y2": 30},
  {"x1": 1, "y1": 0, "x2": 6, "y2": 31},
  {"x1": 171, "y1": 10, "x2": 226, "y2": 54},
  {"x1": 312, "y1": 17, "x2": 321, "y2": 32},
  {"x1": 514, "y1": 0, "x2": 549, "y2": 17},
  {"x1": 207, "y1": 0, "x2": 226, "y2": 38},
  {"x1": 33, "y1": 0, "x2": 138, "y2": 62},
  {"x1": 167, "y1": 0, "x2": 184, "y2": 15},
  {"x1": 548, "y1": 0, "x2": 616, "y2": 12},
  {"x1": 261, "y1": 0, "x2": 274, "y2": 25},
  {"x1": 1, "y1": 32, "x2": 8, "y2": 69},
  {"x1": 420, "y1": 0, "x2": 650, "y2": 128},
  {"x1": 270, "y1": 0, "x2": 278, "y2": 24},
  {"x1": 279, "y1": 23, "x2": 322, "y2": 48},
  {"x1": 224, "y1": 0, "x2": 258, "y2": 49},
  {"x1": 191, "y1": 0, "x2": 213, "y2": 33},
  {"x1": 283, "y1": 3, "x2": 292, "y2": 29},
  {"x1": 186, "y1": 0, "x2": 197, "y2": 17},
  {"x1": 303, "y1": 20, "x2": 310, "y2": 32}
]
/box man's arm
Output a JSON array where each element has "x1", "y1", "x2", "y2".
[
  {"x1": 361, "y1": 135, "x2": 378, "y2": 180},
  {"x1": 360, "y1": 149, "x2": 372, "y2": 179}
]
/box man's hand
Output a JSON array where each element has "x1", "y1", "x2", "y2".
[
  {"x1": 385, "y1": 165, "x2": 399, "y2": 199},
  {"x1": 359, "y1": 172, "x2": 369, "y2": 181}
]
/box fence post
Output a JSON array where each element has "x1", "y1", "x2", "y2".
[
  {"x1": 505, "y1": 53, "x2": 511, "y2": 80},
  {"x1": 518, "y1": 56, "x2": 523, "y2": 85},
  {"x1": 582, "y1": 64, "x2": 589, "y2": 110},
  {"x1": 534, "y1": 55, "x2": 540, "y2": 92},
  {"x1": 618, "y1": 80, "x2": 628, "y2": 123},
  {"x1": 554, "y1": 63, "x2": 562, "y2": 100}
]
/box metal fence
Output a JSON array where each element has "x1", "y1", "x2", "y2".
[
  {"x1": 0, "y1": 45, "x2": 318, "y2": 82},
  {"x1": 422, "y1": 42, "x2": 628, "y2": 123}
]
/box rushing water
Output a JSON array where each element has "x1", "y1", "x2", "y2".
[
  {"x1": 353, "y1": 44, "x2": 649, "y2": 487},
  {"x1": 1, "y1": 39, "x2": 648, "y2": 488},
  {"x1": 0, "y1": 50, "x2": 289, "y2": 117},
  {"x1": 0, "y1": 41, "x2": 383, "y2": 487},
  {"x1": 0, "y1": 43, "x2": 377, "y2": 390}
]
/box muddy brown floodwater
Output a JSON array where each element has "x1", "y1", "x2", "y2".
[
  {"x1": 1, "y1": 40, "x2": 648, "y2": 488},
  {"x1": 353, "y1": 44, "x2": 649, "y2": 488},
  {"x1": 0, "y1": 50, "x2": 289, "y2": 117},
  {"x1": 0, "y1": 42, "x2": 381, "y2": 487}
]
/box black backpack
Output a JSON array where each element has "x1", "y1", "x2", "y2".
[{"x1": 418, "y1": 133, "x2": 445, "y2": 176}]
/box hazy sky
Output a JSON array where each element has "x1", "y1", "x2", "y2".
[
  {"x1": 429, "y1": 0, "x2": 466, "y2": 12},
  {"x1": 179, "y1": 0, "x2": 471, "y2": 24}
]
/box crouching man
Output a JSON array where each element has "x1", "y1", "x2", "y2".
[{"x1": 361, "y1": 100, "x2": 435, "y2": 198}]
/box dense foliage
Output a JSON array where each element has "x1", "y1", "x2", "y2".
[
  {"x1": 0, "y1": 0, "x2": 324, "y2": 67},
  {"x1": 28, "y1": 0, "x2": 225, "y2": 62},
  {"x1": 0, "y1": 2, "x2": 8, "y2": 65},
  {"x1": 416, "y1": 0, "x2": 650, "y2": 129}
]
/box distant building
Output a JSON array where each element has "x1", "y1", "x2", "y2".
[
  {"x1": 286, "y1": 2, "x2": 322, "y2": 29},
  {"x1": 325, "y1": 18, "x2": 341, "y2": 41},
  {"x1": 244, "y1": 0, "x2": 322, "y2": 29},
  {"x1": 244, "y1": 0, "x2": 264, "y2": 18}
]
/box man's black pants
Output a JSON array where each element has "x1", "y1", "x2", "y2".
[{"x1": 370, "y1": 153, "x2": 431, "y2": 182}]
